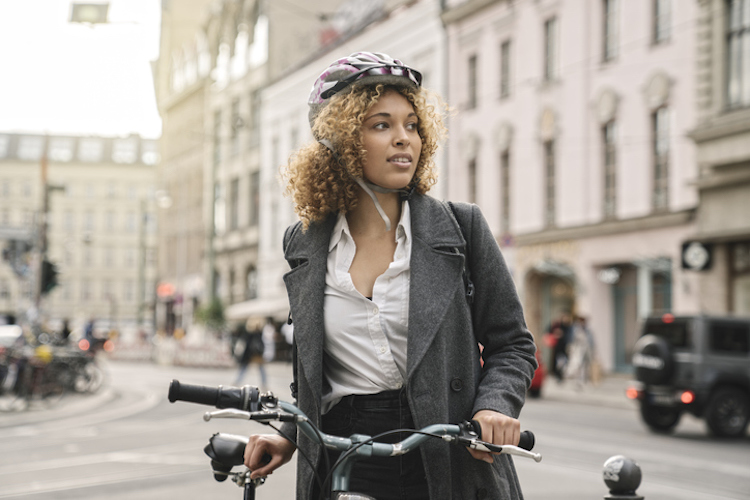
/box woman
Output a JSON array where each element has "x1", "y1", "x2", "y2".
[{"x1": 244, "y1": 52, "x2": 537, "y2": 499}]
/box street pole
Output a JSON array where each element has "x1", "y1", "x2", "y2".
[
  {"x1": 137, "y1": 197, "x2": 146, "y2": 330},
  {"x1": 33, "y1": 135, "x2": 49, "y2": 314}
]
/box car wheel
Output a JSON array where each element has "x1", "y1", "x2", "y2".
[
  {"x1": 706, "y1": 388, "x2": 750, "y2": 438},
  {"x1": 640, "y1": 401, "x2": 681, "y2": 433}
]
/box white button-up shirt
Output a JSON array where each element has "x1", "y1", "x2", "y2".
[{"x1": 321, "y1": 201, "x2": 412, "y2": 413}]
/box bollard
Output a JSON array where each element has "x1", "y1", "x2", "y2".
[{"x1": 602, "y1": 455, "x2": 644, "y2": 500}]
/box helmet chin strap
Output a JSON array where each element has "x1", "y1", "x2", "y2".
[{"x1": 319, "y1": 139, "x2": 411, "y2": 232}]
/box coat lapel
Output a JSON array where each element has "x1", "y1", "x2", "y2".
[
  {"x1": 406, "y1": 195, "x2": 466, "y2": 378},
  {"x1": 283, "y1": 215, "x2": 336, "y2": 409}
]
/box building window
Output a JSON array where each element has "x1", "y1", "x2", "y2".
[
  {"x1": 603, "y1": 0, "x2": 619, "y2": 61},
  {"x1": 102, "y1": 280, "x2": 112, "y2": 301},
  {"x1": 124, "y1": 248, "x2": 135, "y2": 267},
  {"x1": 104, "y1": 247, "x2": 114, "y2": 266},
  {"x1": 249, "y1": 89, "x2": 261, "y2": 148},
  {"x1": 731, "y1": 241, "x2": 750, "y2": 314},
  {"x1": 468, "y1": 158, "x2": 477, "y2": 204},
  {"x1": 81, "y1": 279, "x2": 91, "y2": 300},
  {"x1": 544, "y1": 140, "x2": 556, "y2": 227},
  {"x1": 230, "y1": 98, "x2": 241, "y2": 156},
  {"x1": 727, "y1": 0, "x2": 750, "y2": 109},
  {"x1": 84, "y1": 211, "x2": 95, "y2": 232},
  {"x1": 500, "y1": 40, "x2": 512, "y2": 99},
  {"x1": 245, "y1": 265, "x2": 258, "y2": 300},
  {"x1": 49, "y1": 138, "x2": 74, "y2": 162},
  {"x1": 124, "y1": 280, "x2": 134, "y2": 302},
  {"x1": 79, "y1": 138, "x2": 103, "y2": 162},
  {"x1": 106, "y1": 211, "x2": 116, "y2": 232},
  {"x1": 112, "y1": 138, "x2": 138, "y2": 163},
  {"x1": 652, "y1": 107, "x2": 670, "y2": 211},
  {"x1": 0, "y1": 135, "x2": 9, "y2": 158},
  {"x1": 229, "y1": 177, "x2": 239, "y2": 231},
  {"x1": 500, "y1": 150, "x2": 511, "y2": 234},
  {"x1": 603, "y1": 121, "x2": 617, "y2": 218},
  {"x1": 249, "y1": 171, "x2": 259, "y2": 227},
  {"x1": 653, "y1": 0, "x2": 671, "y2": 44},
  {"x1": 141, "y1": 141, "x2": 159, "y2": 165},
  {"x1": 18, "y1": 136, "x2": 44, "y2": 161},
  {"x1": 544, "y1": 17, "x2": 558, "y2": 81},
  {"x1": 213, "y1": 110, "x2": 222, "y2": 165},
  {"x1": 125, "y1": 211, "x2": 137, "y2": 233},
  {"x1": 467, "y1": 54, "x2": 478, "y2": 109},
  {"x1": 229, "y1": 268, "x2": 236, "y2": 304}
]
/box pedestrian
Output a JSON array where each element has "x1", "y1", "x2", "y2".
[
  {"x1": 233, "y1": 317, "x2": 267, "y2": 390},
  {"x1": 548, "y1": 312, "x2": 573, "y2": 382},
  {"x1": 565, "y1": 315, "x2": 596, "y2": 387},
  {"x1": 261, "y1": 317, "x2": 276, "y2": 363},
  {"x1": 242, "y1": 52, "x2": 537, "y2": 499}
]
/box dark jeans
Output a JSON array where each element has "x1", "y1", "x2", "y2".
[{"x1": 315, "y1": 389, "x2": 429, "y2": 500}]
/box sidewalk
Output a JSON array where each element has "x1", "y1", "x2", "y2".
[{"x1": 538, "y1": 373, "x2": 635, "y2": 410}]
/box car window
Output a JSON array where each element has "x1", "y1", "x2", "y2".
[
  {"x1": 643, "y1": 319, "x2": 690, "y2": 348},
  {"x1": 708, "y1": 322, "x2": 750, "y2": 355}
]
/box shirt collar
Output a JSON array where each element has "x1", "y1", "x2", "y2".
[{"x1": 328, "y1": 200, "x2": 411, "y2": 252}]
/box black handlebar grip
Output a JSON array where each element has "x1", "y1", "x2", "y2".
[
  {"x1": 518, "y1": 431, "x2": 535, "y2": 451},
  {"x1": 168, "y1": 380, "x2": 259, "y2": 411},
  {"x1": 468, "y1": 420, "x2": 535, "y2": 451}
]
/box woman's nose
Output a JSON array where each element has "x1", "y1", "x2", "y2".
[{"x1": 393, "y1": 127, "x2": 410, "y2": 146}]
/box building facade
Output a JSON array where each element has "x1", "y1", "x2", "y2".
[
  {"x1": 154, "y1": 0, "x2": 216, "y2": 337},
  {"x1": 0, "y1": 132, "x2": 158, "y2": 337},
  {"x1": 238, "y1": 0, "x2": 448, "y2": 323},
  {"x1": 443, "y1": 0, "x2": 702, "y2": 372},
  {"x1": 689, "y1": 0, "x2": 750, "y2": 316}
]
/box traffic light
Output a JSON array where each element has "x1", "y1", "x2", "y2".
[{"x1": 41, "y1": 259, "x2": 59, "y2": 294}]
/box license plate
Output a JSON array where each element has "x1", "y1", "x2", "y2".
[{"x1": 649, "y1": 392, "x2": 675, "y2": 405}]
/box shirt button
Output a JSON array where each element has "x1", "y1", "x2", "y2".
[
  {"x1": 379, "y1": 346, "x2": 387, "y2": 354},
  {"x1": 371, "y1": 308, "x2": 377, "y2": 314}
]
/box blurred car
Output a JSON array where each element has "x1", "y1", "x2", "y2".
[
  {"x1": 628, "y1": 314, "x2": 750, "y2": 438},
  {"x1": 528, "y1": 348, "x2": 545, "y2": 398}
]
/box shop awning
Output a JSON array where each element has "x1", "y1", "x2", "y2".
[{"x1": 225, "y1": 296, "x2": 290, "y2": 322}]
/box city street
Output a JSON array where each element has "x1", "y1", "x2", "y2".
[{"x1": 0, "y1": 359, "x2": 748, "y2": 500}]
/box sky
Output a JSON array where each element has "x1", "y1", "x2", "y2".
[{"x1": 0, "y1": 0, "x2": 162, "y2": 139}]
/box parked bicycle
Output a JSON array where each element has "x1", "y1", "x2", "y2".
[
  {"x1": 0, "y1": 327, "x2": 106, "y2": 411},
  {"x1": 168, "y1": 380, "x2": 541, "y2": 500}
]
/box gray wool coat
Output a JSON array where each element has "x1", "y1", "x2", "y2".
[{"x1": 280, "y1": 193, "x2": 537, "y2": 500}]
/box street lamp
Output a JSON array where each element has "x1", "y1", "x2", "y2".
[{"x1": 137, "y1": 190, "x2": 171, "y2": 332}]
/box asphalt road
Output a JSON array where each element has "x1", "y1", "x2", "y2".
[{"x1": 0, "y1": 359, "x2": 748, "y2": 499}]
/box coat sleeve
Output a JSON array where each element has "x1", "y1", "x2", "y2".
[
  {"x1": 463, "y1": 204, "x2": 538, "y2": 419},
  {"x1": 277, "y1": 222, "x2": 303, "y2": 442}
]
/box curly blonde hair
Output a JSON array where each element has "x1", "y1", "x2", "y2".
[{"x1": 282, "y1": 84, "x2": 446, "y2": 228}]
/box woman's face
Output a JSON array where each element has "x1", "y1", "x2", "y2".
[{"x1": 360, "y1": 90, "x2": 422, "y2": 190}]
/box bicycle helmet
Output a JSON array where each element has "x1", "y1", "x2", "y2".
[
  {"x1": 308, "y1": 51, "x2": 423, "y2": 231},
  {"x1": 308, "y1": 51, "x2": 423, "y2": 129}
]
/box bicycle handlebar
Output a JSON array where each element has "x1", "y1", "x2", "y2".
[{"x1": 168, "y1": 379, "x2": 260, "y2": 412}]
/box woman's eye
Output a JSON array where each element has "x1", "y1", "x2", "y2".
[
  {"x1": 373, "y1": 122, "x2": 388, "y2": 130},
  {"x1": 406, "y1": 122, "x2": 418, "y2": 131}
]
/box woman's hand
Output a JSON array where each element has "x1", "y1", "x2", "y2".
[
  {"x1": 468, "y1": 409, "x2": 520, "y2": 463},
  {"x1": 244, "y1": 434, "x2": 296, "y2": 479}
]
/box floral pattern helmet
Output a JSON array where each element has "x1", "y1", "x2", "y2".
[{"x1": 307, "y1": 51, "x2": 423, "y2": 130}]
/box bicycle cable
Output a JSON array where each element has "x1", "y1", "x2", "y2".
[{"x1": 320, "y1": 428, "x2": 447, "y2": 500}]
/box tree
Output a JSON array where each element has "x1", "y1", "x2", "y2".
[{"x1": 194, "y1": 297, "x2": 225, "y2": 334}]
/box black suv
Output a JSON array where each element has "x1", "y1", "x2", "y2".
[{"x1": 630, "y1": 314, "x2": 750, "y2": 438}]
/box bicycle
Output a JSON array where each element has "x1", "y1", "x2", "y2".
[{"x1": 168, "y1": 379, "x2": 541, "y2": 500}]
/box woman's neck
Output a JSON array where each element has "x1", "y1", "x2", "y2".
[{"x1": 347, "y1": 188, "x2": 401, "y2": 237}]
